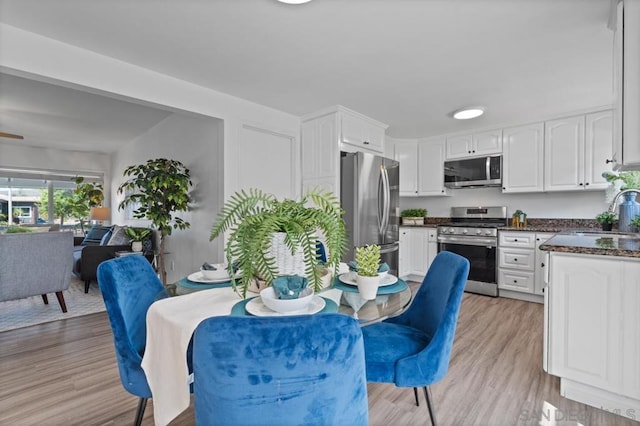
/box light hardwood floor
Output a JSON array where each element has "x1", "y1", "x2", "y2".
[{"x1": 0, "y1": 292, "x2": 636, "y2": 426}]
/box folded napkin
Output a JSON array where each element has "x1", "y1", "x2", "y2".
[
  {"x1": 347, "y1": 261, "x2": 390, "y2": 273},
  {"x1": 272, "y1": 275, "x2": 308, "y2": 300}
]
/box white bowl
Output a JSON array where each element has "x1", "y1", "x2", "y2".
[
  {"x1": 200, "y1": 264, "x2": 230, "y2": 280},
  {"x1": 377, "y1": 270, "x2": 389, "y2": 280},
  {"x1": 260, "y1": 287, "x2": 314, "y2": 313}
]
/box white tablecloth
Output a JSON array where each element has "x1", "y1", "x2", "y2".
[{"x1": 141, "y1": 286, "x2": 343, "y2": 426}]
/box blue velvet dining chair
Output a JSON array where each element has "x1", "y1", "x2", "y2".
[
  {"x1": 192, "y1": 314, "x2": 369, "y2": 426},
  {"x1": 97, "y1": 255, "x2": 168, "y2": 426},
  {"x1": 361, "y1": 251, "x2": 470, "y2": 426}
]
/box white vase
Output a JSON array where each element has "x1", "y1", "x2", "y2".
[
  {"x1": 356, "y1": 274, "x2": 380, "y2": 300},
  {"x1": 131, "y1": 241, "x2": 143, "y2": 252},
  {"x1": 268, "y1": 232, "x2": 306, "y2": 276}
]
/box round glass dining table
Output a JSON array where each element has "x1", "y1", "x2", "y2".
[{"x1": 166, "y1": 276, "x2": 414, "y2": 326}]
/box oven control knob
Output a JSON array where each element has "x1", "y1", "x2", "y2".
[
  {"x1": 462, "y1": 229, "x2": 468, "y2": 234},
  {"x1": 485, "y1": 230, "x2": 492, "y2": 236},
  {"x1": 476, "y1": 229, "x2": 482, "y2": 235},
  {"x1": 448, "y1": 228, "x2": 455, "y2": 234}
]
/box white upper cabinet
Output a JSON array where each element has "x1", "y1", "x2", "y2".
[
  {"x1": 301, "y1": 105, "x2": 388, "y2": 197},
  {"x1": 445, "y1": 129, "x2": 502, "y2": 159},
  {"x1": 394, "y1": 141, "x2": 419, "y2": 196},
  {"x1": 544, "y1": 111, "x2": 612, "y2": 191},
  {"x1": 544, "y1": 115, "x2": 585, "y2": 191},
  {"x1": 418, "y1": 137, "x2": 448, "y2": 196},
  {"x1": 393, "y1": 137, "x2": 448, "y2": 197},
  {"x1": 340, "y1": 109, "x2": 386, "y2": 153},
  {"x1": 585, "y1": 110, "x2": 614, "y2": 189},
  {"x1": 502, "y1": 123, "x2": 544, "y2": 193}
]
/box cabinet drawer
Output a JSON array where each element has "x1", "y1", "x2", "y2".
[
  {"x1": 499, "y1": 231, "x2": 536, "y2": 248},
  {"x1": 498, "y1": 269, "x2": 535, "y2": 293},
  {"x1": 499, "y1": 247, "x2": 535, "y2": 270}
]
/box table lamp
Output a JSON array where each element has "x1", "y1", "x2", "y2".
[{"x1": 90, "y1": 206, "x2": 111, "y2": 224}]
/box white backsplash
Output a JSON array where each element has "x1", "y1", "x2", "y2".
[{"x1": 400, "y1": 187, "x2": 609, "y2": 219}]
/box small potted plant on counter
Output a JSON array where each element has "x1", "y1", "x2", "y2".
[
  {"x1": 400, "y1": 208, "x2": 427, "y2": 225},
  {"x1": 596, "y1": 211, "x2": 617, "y2": 232},
  {"x1": 354, "y1": 244, "x2": 381, "y2": 300}
]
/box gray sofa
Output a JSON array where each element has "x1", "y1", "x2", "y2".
[{"x1": 0, "y1": 231, "x2": 74, "y2": 312}]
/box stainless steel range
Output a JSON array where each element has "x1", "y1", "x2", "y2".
[{"x1": 437, "y1": 206, "x2": 508, "y2": 297}]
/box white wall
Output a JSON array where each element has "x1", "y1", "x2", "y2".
[
  {"x1": 112, "y1": 113, "x2": 223, "y2": 284},
  {"x1": 400, "y1": 187, "x2": 609, "y2": 219},
  {"x1": 1, "y1": 24, "x2": 302, "y2": 281}
]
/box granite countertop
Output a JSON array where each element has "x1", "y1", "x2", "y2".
[{"x1": 540, "y1": 232, "x2": 640, "y2": 259}]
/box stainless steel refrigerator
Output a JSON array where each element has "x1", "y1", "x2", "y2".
[{"x1": 340, "y1": 151, "x2": 400, "y2": 276}]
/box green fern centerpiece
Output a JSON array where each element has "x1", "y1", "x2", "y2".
[{"x1": 210, "y1": 188, "x2": 347, "y2": 297}]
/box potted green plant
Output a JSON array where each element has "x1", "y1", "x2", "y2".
[
  {"x1": 596, "y1": 211, "x2": 617, "y2": 231},
  {"x1": 124, "y1": 227, "x2": 151, "y2": 252},
  {"x1": 630, "y1": 216, "x2": 640, "y2": 233},
  {"x1": 354, "y1": 244, "x2": 381, "y2": 300},
  {"x1": 400, "y1": 208, "x2": 427, "y2": 225},
  {"x1": 73, "y1": 176, "x2": 104, "y2": 234},
  {"x1": 118, "y1": 158, "x2": 192, "y2": 285},
  {"x1": 210, "y1": 188, "x2": 347, "y2": 297}
]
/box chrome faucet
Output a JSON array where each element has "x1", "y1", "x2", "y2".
[{"x1": 608, "y1": 189, "x2": 640, "y2": 212}]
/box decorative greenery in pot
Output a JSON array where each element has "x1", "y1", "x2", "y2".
[
  {"x1": 595, "y1": 211, "x2": 617, "y2": 231},
  {"x1": 354, "y1": 244, "x2": 381, "y2": 300},
  {"x1": 400, "y1": 208, "x2": 427, "y2": 225},
  {"x1": 210, "y1": 188, "x2": 347, "y2": 298},
  {"x1": 118, "y1": 158, "x2": 192, "y2": 285},
  {"x1": 73, "y1": 177, "x2": 104, "y2": 234},
  {"x1": 124, "y1": 227, "x2": 152, "y2": 252}
]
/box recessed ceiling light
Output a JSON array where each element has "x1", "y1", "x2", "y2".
[
  {"x1": 277, "y1": 0, "x2": 312, "y2": 3},
  {"x1": 452, "y1": 107, "x2": 485, "y2": 120}
]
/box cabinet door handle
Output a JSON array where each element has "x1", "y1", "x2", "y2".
[
  {"x1": 514, "y1": 239, "x2": 518, "y2": 242},
  {"x1": 606, "y1": 159, "x2": 613, "y2": 164},
  {"x1": 363, "y1": 140, "x2": 370, "y2": 145},
  {"x1": 585, "y1": 182, "x2": 590, "y2": 186},
  {"x1": 514, "y1": 258, "x2": 518, "y2": 262},
  {"x1": 579, "y1": 183, "x2": 583, "y2": 186},
  {"x1": 541, "y1": 262, "x2": 545, "y2": 267},
  {"x1": 513, "y1": 280, "x2": 518, "y2": 283}
]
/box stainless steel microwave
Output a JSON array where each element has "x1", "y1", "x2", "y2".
[{"x1": 444, "y1": 155, "x2": 502, "y2": 188}]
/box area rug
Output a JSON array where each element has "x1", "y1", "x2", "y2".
[{"x1": 0, "y1": 277, "x2": 106, "y2": 333}]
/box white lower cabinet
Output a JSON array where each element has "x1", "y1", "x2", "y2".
[
  {"x1": 534, "y1": 233, "x2": 554, "y2": 295},
  {"x1": 398, "y1": 227, "x2": 437, "y2": 280},
  {"x1": 546, "y1": 253, "x2": 640, "y2": 416},
  {"x1": 498, "y1": 231, "x2": 545, "y2": 302}
]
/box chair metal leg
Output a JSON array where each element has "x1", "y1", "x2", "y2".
[
  {"x1": 423, "y1": 386, "x2": 437, "y2": 426},
  {"x1": 134, "y1": 397, "x2": 147, "y2": 426},
  {"x1": 413, "y1": 387, "x2": 420, "y2": 406},
  {"x1": 41, "y1": 294, "x2": 49, "y2": 305},
  {"x1": 84, "y1": 280, "x2": 90, "y2": 293}
]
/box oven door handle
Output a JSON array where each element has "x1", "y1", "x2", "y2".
[{"x1": 437, "y1": 236, "x2": 496, "y2": 247}]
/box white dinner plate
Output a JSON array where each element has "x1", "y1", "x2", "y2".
[
  {"x1": 338, "y1": 272, "x2": 398, "y2": 287},
  {"x1": 245, "y1": 295, "x2": 326, "y2": 317},
  {"x1": 187, "y1": 271, "x2": 233, "y2": 284}
]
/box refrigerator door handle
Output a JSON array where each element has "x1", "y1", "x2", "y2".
[
  {"x1": 377, "y1": 165, "x2": 384, "y2": 236},
  {"x1": 382, "y1": 166, "x2": 391, "y2": 234}
]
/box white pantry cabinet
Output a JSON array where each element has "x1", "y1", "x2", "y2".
[
  {"x1": 544, "y1": 111, "x2": 612, "y2": 192},
  {"x1": 398, "y1": 227, "x2": 437, "y2": 280},
  {"x1": 502, "y1": 123, "x2": 544, "y2": 193},
  {"x1": 546, "y1": 252, "x2": 640, "y2": 416},
  {"x1": 393, "y1": 138, "x2": 448, "y2": 197},
  {"x1": 301, "y1": 105, "x2": 388, "y2": 196},
  {"x1": 613, "y1": 0, "x2": 640, "y2": 170},
  {"x1": 445, "y1": 129, "x2": 502, "y2": 160}
]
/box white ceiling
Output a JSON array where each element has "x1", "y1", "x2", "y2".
[{"x1": 0, "y1": 0, "x2": 615, "y2": 152}]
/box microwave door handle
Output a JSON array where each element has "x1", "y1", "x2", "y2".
[{"x1": 486, "y1": 156, "x2": 491, "y2": 181}]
